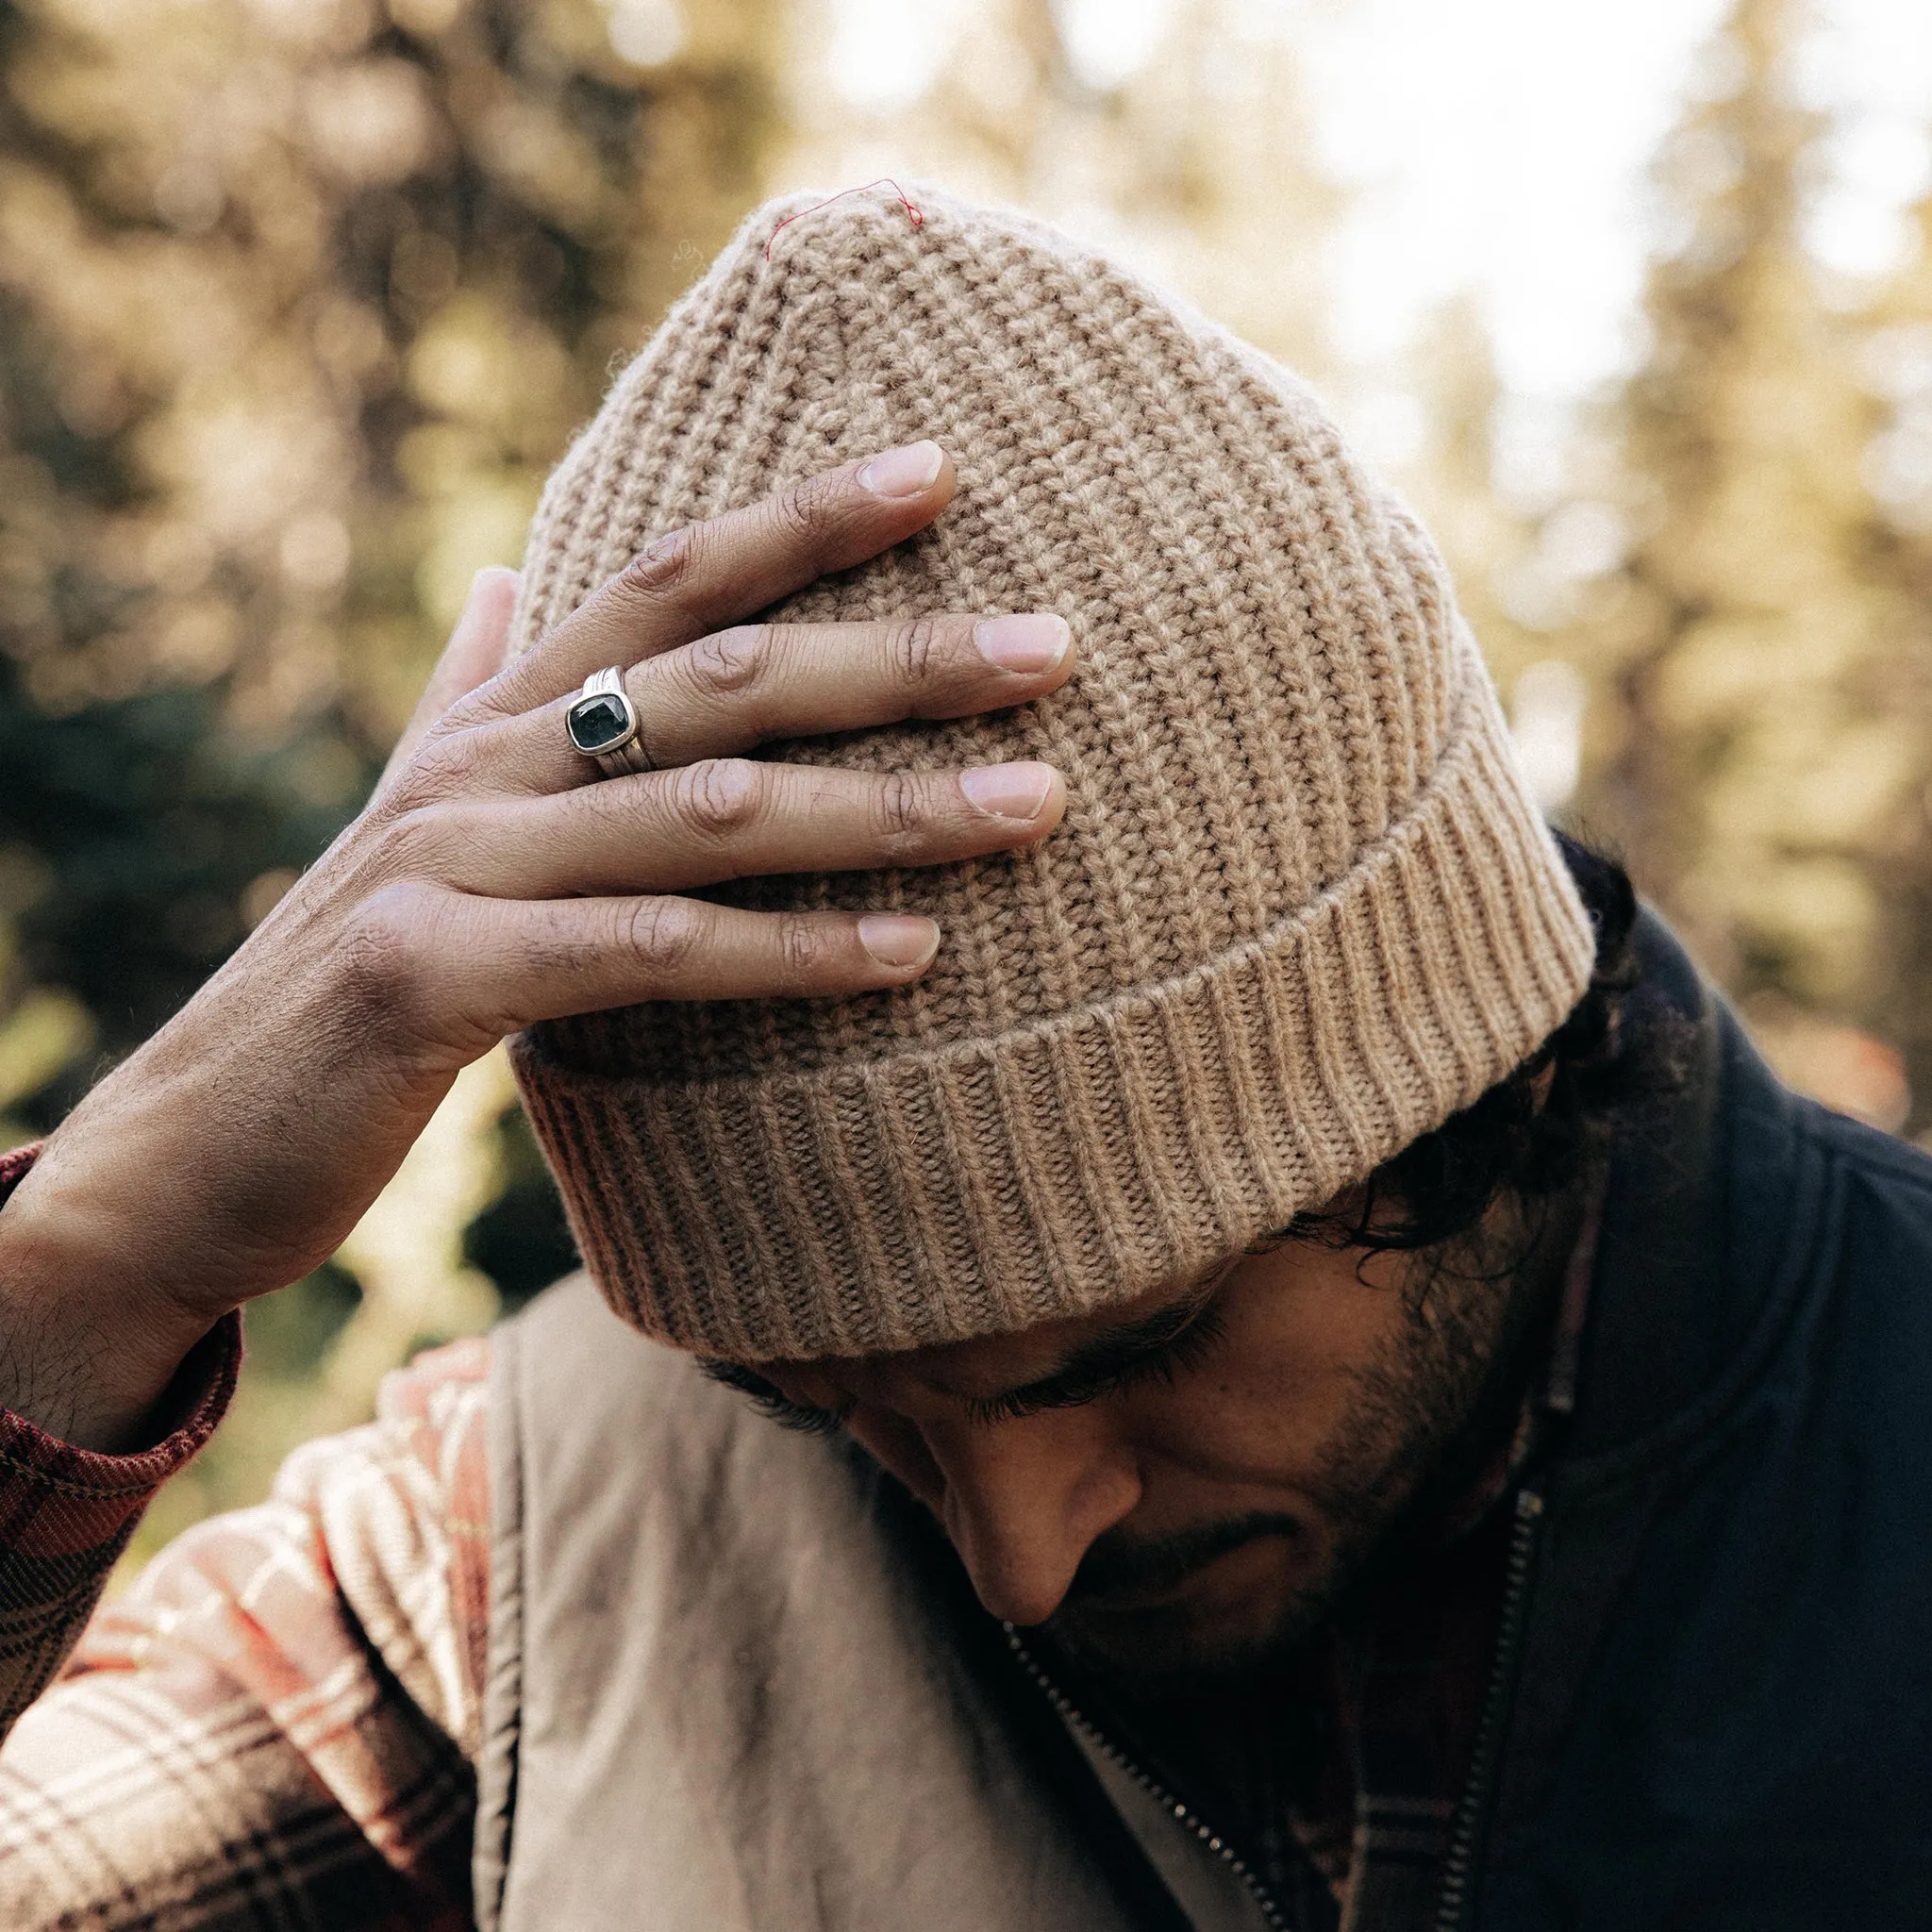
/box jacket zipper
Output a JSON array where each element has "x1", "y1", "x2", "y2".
[
  {"x1": 1003, "y1": 1624, "x2": 1292, "y2": 1931},
  {"x1": 1006, "y1": 1482, "x2": 1547, "y2": 1932},
  {"x1": 1432, "y1": 1485, "x2": 1546, "y2": 1932}
]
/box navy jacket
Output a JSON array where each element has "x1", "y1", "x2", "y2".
[
  {"x1": 1459, "y1": 917, "x2": 1932, "y2": 1926},
  {"x1": 905, "y1": 915, "x2": 1932, "y2": 1928}
]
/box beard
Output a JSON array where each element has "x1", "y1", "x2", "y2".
[{"x1": 1044, "y1": 1223, "x2": 1562, "y2": 1703}]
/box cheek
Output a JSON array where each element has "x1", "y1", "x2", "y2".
[
  {"x1": 1128, "y1": 1274, "x2": 1407, "y2": 1483},
  {"x1": 1124, "y1": 1379, "x2": 1323, "y2": 1489}
]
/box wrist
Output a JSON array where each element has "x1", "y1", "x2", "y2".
[{"x1": 0, "y1": 1143, "x2": 227, "y2": 1450}]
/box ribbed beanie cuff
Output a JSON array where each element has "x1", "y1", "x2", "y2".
[
  {"x1": 509, "y1": 183, "x2": 1595, "y2": 1361},
  {"x1": 515, "y1": 688, "x2": 1591, "y2": 1358}
]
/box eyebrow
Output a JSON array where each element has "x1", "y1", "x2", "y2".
[{"x1": 698, "y1": 1289, "x2": 1224, "y2": 1435}]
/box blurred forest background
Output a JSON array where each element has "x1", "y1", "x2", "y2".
[{"x1": 3, "y1": 0, "x2": 1931, "y2": 1554}]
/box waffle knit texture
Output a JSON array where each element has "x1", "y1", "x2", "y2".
[{"x1": 508, "y1": 182, "x2": 1596, "y2": 1362}]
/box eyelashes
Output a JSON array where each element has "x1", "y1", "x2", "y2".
[
  {"x1": 964, "y1": 1301, "x2": 1228, "y2": 1426},
  {"x1": 1158, "y1": 1301, "x2": 1229, "y2": 1377},
  {"x1": 698, "y1": 1298, "x2": 1231, "y2": 1438},
  {"x1": 696, "y1": 1358, "x2": 854, "y2": 1437}
]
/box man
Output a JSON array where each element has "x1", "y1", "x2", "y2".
[{"x1": 0, "y1": 184, "x2": 1927, "y2": 1932}]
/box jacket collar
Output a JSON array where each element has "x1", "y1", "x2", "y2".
[{"x1": 1562, "y1": 910, "x2": 1815, "y2": 1461}]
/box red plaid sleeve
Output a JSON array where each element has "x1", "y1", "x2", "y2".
[
  {"x1": 0, "y1": 1143, "x2": 241, "y2": 1735},
  {"x1": 0, "y1": 1320, "x2": 492, "y2": 1930}
]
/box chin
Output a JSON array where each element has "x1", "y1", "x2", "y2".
[{"x1": 1048, "y1": 1527, "x2": 1342, "y2": 1697}]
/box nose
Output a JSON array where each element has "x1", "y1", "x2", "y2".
[{"x1": 926, "y1": 1409, "x2": 1141, "y2": 1626}]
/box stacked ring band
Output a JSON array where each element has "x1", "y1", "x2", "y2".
[{"x1": 566, "y1": 667, "x2": 655, "y2": 778}]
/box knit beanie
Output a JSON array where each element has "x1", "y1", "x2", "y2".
[{"x1": 508, "y1": 182, "x2": 1595, "y2": 1363}]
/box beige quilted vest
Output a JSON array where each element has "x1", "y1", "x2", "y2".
[{"x1": 471, "y1": 1276, "x2": 1273, "y2": 1931}]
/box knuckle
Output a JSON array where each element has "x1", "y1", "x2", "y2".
[
  {"x1": 891, "y1": 614, "x2": 942, "y2": 687},
  {"x1": 622, "y1": 895, "x2": 705, "y2": 974},
  {"x1": 872, "y1": 771, "x2": 926, "y2": 846},
  {"x1": 369, "y1": 803, "x2": 449, "y2": 880},
  {"x1": 776, "y1": 913, "x2": 835, "y2": 983},
  {"x1": 383, "y1": 734, "x2": 475, "y2": 815},
  {"x1": 769, "y1": 470, "x2": 841, "y2": 552},
  {"x1": 438, "y1": 668, "x2": 518, "y2": 731},
  {"x1": 457, "y1": 665, "x2": 523, "y2": 722},
  {"x1": 339, "y1": 881, "x2": 445, "y2": 1016},
  {"x1": 688, "y1": 623, "x2": 769, "y2": 695},
  {"x1": 617, "y1": 525, "x2": 697, "y2": 598},
  {"x1": 675, "y1": 757, "x2": 764, "y2": 839}
]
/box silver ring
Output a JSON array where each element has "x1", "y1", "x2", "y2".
[{"x1": 565, "y1": 667, "x2": 654, "y2": 778}]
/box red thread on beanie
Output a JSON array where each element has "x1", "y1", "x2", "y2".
[{"x1": 766, "y1": 180, "x2": 924, "y2": 260}]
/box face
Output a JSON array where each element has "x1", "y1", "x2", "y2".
[{"x1": 735, "y1": 1194, "x2": 1564, "y2": 1699}]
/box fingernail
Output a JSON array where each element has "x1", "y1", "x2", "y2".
[
  {"x1": 960, "y1": 761, "x2": 1056, "y2": 821},
  {"x1": 858, "y1": 441, "x2": 944, "y2": 498},
  {"x1": 974, "y1": 612, "x2": 1070, "y2": 674},
  {"x1": 858, "y1": 914, "x2": 941, "y2": 970}
]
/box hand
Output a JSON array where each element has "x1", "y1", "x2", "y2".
[{"x1": 0, "y1": 442, "x2": 1074, "y2": 1448}]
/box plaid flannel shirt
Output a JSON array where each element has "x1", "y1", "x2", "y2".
[
  {"x1": 0, "y1": 1139, "x2": 1584, "y2": 1931},
  {"x1": 0, "y1": 1143, "x2": 485, "y2": 1928}
]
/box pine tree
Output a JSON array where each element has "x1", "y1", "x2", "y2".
[
  {"x1": 1402, "y1": 297, "x2": 1550, "y2": 708},
  {"x1": 778, "y1": 0, "x2": 1340, "y2": 384},
  {"x1": 0, "y1": 0, "x2": 783, "y2": 1091},
  {"x1": 1848, "y1": 184, "x2": 1932, "y2": 1124},
  {"x1": 0, "y1": 0, "x2": 788, "y2": 1532},
  {"x1": 1580, "y1": 0, "x2": 1922, "y2": 1090}
]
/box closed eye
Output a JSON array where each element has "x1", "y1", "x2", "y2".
[
  {"x1": 700, "y1": 1293, "x2": 1230, "y2": 1437},
  {"x1": 697, "y1": 1358, "x2": 854, "y2": 1437},
  {"x1": 963, "y1": 1301, "x2": 1227, "y2": 1426}
]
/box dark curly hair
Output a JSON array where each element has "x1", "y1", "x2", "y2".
[{"x1": 1294, "y1": 834, "x2": 1686, "y2": 1261}]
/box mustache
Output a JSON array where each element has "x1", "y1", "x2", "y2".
[{"x1": 1063, "y1": 1511, "x2": 1304, "y2": 1602}]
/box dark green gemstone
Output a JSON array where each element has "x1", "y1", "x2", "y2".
[{"x1": 568, "y1": 691, "x2": 632, "y2": 753}]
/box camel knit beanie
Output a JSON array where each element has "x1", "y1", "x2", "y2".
[{"x1": 508, "y1": 182, "x2": 1596, "y2": 1363}]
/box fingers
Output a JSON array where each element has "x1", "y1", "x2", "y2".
[
  {"x1": 389, "y1": 757, "x2": 1068, "y2": 898},
  {"x1": 447, "y1": 892, "x2": 944, "y2": 1025},
  {"x1": 382, "y1": 569, "x2": 521, "y2": 789},
  {"x1": 481, "y1": 610, "x2": 1074, "y2": 796},
  {"x1": 490, "y1": 441, "x2": 958, "y2": 716}
]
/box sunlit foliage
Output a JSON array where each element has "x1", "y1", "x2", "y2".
[
  {"x1": 3, "y1": 0, "x2": 1931, "y2": 1551},
  {"x1": 0, "y1": 0, "x2": 784, "y2": 1539}
]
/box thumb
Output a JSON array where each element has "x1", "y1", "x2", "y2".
[{"x1": 382, "y1": 567, "x2": 522, "y2": 785}]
